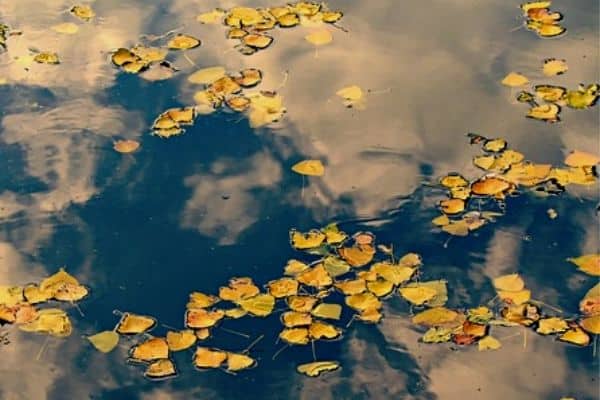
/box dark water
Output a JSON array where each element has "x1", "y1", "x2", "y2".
[{"x1": 0, "y1": 1, "x2": 598, "y2": 399}]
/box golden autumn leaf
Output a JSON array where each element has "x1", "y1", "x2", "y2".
[
  {"x1": 280, "y1": 327, "x2": 310, "y2": 345},
  {"x1": 498, "y1": 289, "x2": 531, "y2": 306},
  {"x1": 565, "y1": 84, "x2": 598, "y2": 109},
  {"x1": 542, "y1": 58, "x2": 568, "y2": 76},
  {"x1": 70, "y1": 5, "x2": 95, "y2": 21},
  {"x1": 527, "y1": 103, "x2": 560, "y2": 122},
  {"x1": 116, "y1": 313, "x2": 157, "y2": 335},
  {"x1": 87, "y1": 330, "x2": 119, "y2": 353},
  {"x1": 282, "y1": 311, "x2": 312, "y2": 327},
  {"x1": 367, "y1": 279, "x2": 395, "y2": 298},
  {"x1": 145, "y1": 359, "x2": 177, "y2": 380},
  {"x1": 185, "y1": 309, "x2": 225, "y2": 329},
  {"x1": 567, "y1": 254, "x2": 600, "y2": 276},
  {"x1": 358, "y1": 307, "x2": 382, "y2": 323},
  {"x1": 370, "y1": 262, "x2": 415, "y2": 285},
  {"x1": 412, "y1": 307, "x2": 461, "y2": 327},
  {"x1": 197, "y1": 9, "x2": 226, "y2": 24},
  {"x1": 536, "y1": 317, "x2": 569, "y2": 335},
  {"x1": 336, "y1": 85, "x2": 364, "y2": 107},
  {"x1": 338, "y1": 245, "x2": 375, "y2": 267},
  {"x1": 130, "y1": 337, "x2": 169, "y2": 362},
  {"x1": 305, "y1": 29, "x2": 332, "y2": 46},
  {"x1": 471, "y1": 176, "x2": 513, "y2": 196},
  {"x1": 297, "y1": 265, "x2": 332, "y2": 288},
  {"x1": 309, "y1": 321, "x2": 341, "y2": 340},
  {"x1": 166, "y1": 330, "x2": 197, "y2": 351},
  {"x1": 268, "y1": 278, "x2": 299, "y2": 298},
  {"x1": 345, "y1": 292, "x2": 381, "y2": 312},
  {"x1": 296, "y1": 361, "x2": 340, "y2": 377},
  {"x1": 188, "y1": 66, "x2": 226, "y2": 84},
  {"x1": 334, "y1": 279, "x2": 367, "y2": 295},
  {"x1": 579, "y1": 282, "x2": 600, "y2": 316},
  {"x1": 187, "y1": 292, "x2": 220, "y2": 309},
  {"x1": 20, "y1": 308, "x2": 72, "y2": 337},
  {"x1": 226, "y1": 352, "x2": 256, "y2": 371},
  {"x1": 0, "y1": 286, "x2": 24, "y2": 306},
  {"x1": 422, "y1": 327, "x2": 453, "y2": 343},
  {"x1": 113, "y1": 140, "x2": 140, "y2": 154},
  {"x1": 287, "y1": 295, "x2": 319, "y2": 312},
  {"x1": 440, "y1": 173, "x2": 468, "y2": 188},
  {"x1": 219, "y1": 277, "x2": 260, "y2": 302},
  {"x1": 564, "y1": 151, "x2": 600, "y2": 168},
  {"x1": 236, "y1": 294, "x2": 275, "y2": 317},
  {"x1": 580, "y1": 315, "x2": 600, "y2": 334},
  {"x1": 501, "y1": 72, "x2": 529, "y2": 87},
  {"x1": 311, "y1": 303, "x2": 342, "y2": 320},
  {"x1": 401, "y1": 280, "x2": 447, "y2": 307},
  {"x1": 493, "y1": 273, "x2": 525, "y2": 292},
  {"x1": 558, "y1": 326, "x2": 590, "y2": 346},
  {"x1": 51, "y1": 22, "x2": 79, "y2": 34},
  {"x1": 291, "y1": 160, "x2": 325, "y2": 176},
  {"x1": 478, "y1": 335, "x2": 501, "y2": 351},
  {"x1": 439, "y1": 198, "x2": 465, "y2": 215},
  {"x1": 167, "y1": 34, "x2": 201, "y2": 50},
  {"x1": 194, "y1": 347, "x2": 228, "y2": 369},
  {"x1": 284, "y1": 259, "x2": 310, "y2": 276}
]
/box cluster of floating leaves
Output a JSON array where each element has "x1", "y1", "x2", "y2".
[
  {"x1": 520, "y1": 1, "x2": 566, "y2": 38},
  {"x1": 432, "y1": 134, "x2": 599, "y2": 236},
  {"x1": 0, "y1": 269, "x2": 88, "y2": 337},
  {"x1": 502, "y1": 61, "x2": 599, "y2": 123},
  {"x1": 197, "y1": 2, "x2": 343, "y2": 55},
  {"x1": 190, "y1": 67, "x2": 286, "y2": 128},
  {"x1": 151, "y1": 107, "x2": 197, "y2": 138}
]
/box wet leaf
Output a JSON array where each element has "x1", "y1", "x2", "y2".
[
  {"x1": 242, "y1": 34, "x2": 273, "y2": 49},
  {"x1": 322, "y1": 11, "x2": 343, "y2": 23},
  {"x1": 297, "y1": 361, "x2": 340, "y2": 377},
  {"x1": 226, "y1": 353, "x2": 256, "y2": 371},
  {"x1": 34, "y1": 52, "x2": 60, "y2": 64},
  {"x1": 580, "y1": 315, "x2": 600, "y2": 334},
  {"x1": 501, "y1": 303, "x2": 540, "y2": 326},
  {"x1": 338, "y1": 244, "x2": 375, "y2": 267},
  {"x1": 503, "y1": 162, "x2": 552, "y2": 186},
  {"x1": 493, "y1": 273, "x2": 525, "y2": 292},
  {"x1": 51, "y1": 22, "x2": 79, "y2": 34},
  {"x1": 564, "y1": 151, "x2": 600, "y2": 168},
  {"x1": 113, "y1": 140, "x2": 140, "y2": 154},
  {"x1": 467, "y1": 306, "x2": 493, "y2": 324},
  {"x1": 322, "y1": 256, "x2": 351, "y2": 277},
  {"x1": 166, "y1": 330, "x2": 196, "y2": 351},
  {"x1": 287, "y1": 295, "x2": 319, "y2": 312},
  {"x1": 224, "y1": 308, "x2": 247, "y2": 319},
  {"x1": 280, "y1": 327, "x2": 309, "y2": 345},
  {"x1": 247, "y1": 91, "x2": 286, "y2": 127},
  {"x1": 565, "y1": 84, "x2": 598, "y2": 109},
  {"x1": 412, "y1": 307, "x2": 461, "y2": 327},
  {"x1": 371, "y1": 262, "x2": 415, "y2": 285},
  {"x1": 422, "y1": 327, "x2": 453, "y2": 343},
  {"x1": 321, "y1": 223, "x2": 347, "y2": 245},
  {"x1": 567, "y1": 254, "x2": 600, "y2": 276},
  {"x1": 145, "y1": 359, "x2": 177, "y2": 380},
  {"x1": 478, "y1": 335, "x2": 501, "y2": 351},
  {"x1": 367, "y1": 279, "x2": 395, "y2": 298},
  {"x1": 226, "y1": 96, "x2": 251, "y2": 112},
  {"x1": 439, "y1": 198, "x2": 465, "y2": 215},
  {"x1": 268, "y1": 278, "x2": 299, "y2": 298},
  {"x1": 197, "y1": 9, "x2": 226, "y2": 24},
  {"x1": 542, "y1": 58, "x2": 568, "y2": 76},
  {"x1": 188, "y1": 66, "x2": 226, "y2": 84},
  {"x1": 186, "y1": 309, "x2": 225, "y2": 329},
  {"x1": 334, "y1": 279, "x2": 367, "y2": 295},
  {"x1": 558, "y1": 326, "x2": 590, "y2": 346},
  {"x1": 116, "y1": 313, "x2": 157, "y2": 334},
  {"x1": 278, "y1": 13, "x2": 300, "y2": 27},
  {"x1": 498, "y1": 289, "x2": 531, "y2": 305},
  {"x1": 195, "y1": 328, "x2": 211, "y2": 340},
  {"x1": 20, "y1": 308, "x2": 72, "y2": 337},
  {"x1": 296, "y1": 265, "x2": 333, "y2": 288},
  {"x1": 235, "y1": 68, "x2": 263, "y2": 87},
  {"x1": 70, "y1": 5, "x2": 95, "y2": 21},
  {"x1": 194, "y1": 347, "x2": 228, "y2": 368},
  {"x1": 401, "y1": 280, "x2": 447, "y2": 307},
  {"x1": 87, "y1": 330, "x2": 119, "y2": 353},
  {"x1": 336, "y1": 85, "x2": 364, "y2": 108},
  {"x1": 284, "y1": 259, "x2": 310, "y2": 276},
  {"x1": 309, "y1": 321, "x2": 341, "y2": 340},
  {"x1": 345, "y1": 292, "x2": 381, "y2": 312},
  {"x1": 501, "y1": 72, "x2": 529, "y2": 87},
  {"x1": 130, "y1": 338, "x2": 169, "y2": 362},
  {"x1": 358, "y1": 308, "x2": 382, "y2": 323},
  {"x1": 536, "y1": 317, "x2": 569, "y2": 335},
  {"x1": 291, "y1": 160, "x2": 325, "y2": 176},
  {"x1": 534, "y1": 84, "x2": 566, "y2": 102},
  {"x1": 187, "y1": 292, "x2": 220, "y2": 309},
  {"x1": 483, "y1": 138, "x2": 508, "y2": 153},
  {"x1": 305, "y1": 29, "x2": 332, "y2": 46},
  {"x1": 0, "y1": 286, "x2": 24, "y2": 306},
  {"x1": 311, "y1": 303, "x2": 342, "y2": 320},
  {"x1": 168, "y1": 34, "x2": 201, "y2": 50},
  {"x1": 219, "y1": 277, "x2": 260, "y2": 302},
  {"x1": 527, "y1": 103, "x2": 560, "y2": 122},
  {"x1": 579, "y1": 282, "x2": 600, "y2": 316},
  {"x1": 236, "y1": 294, "x2": 275, "y2": 317},
  {"x1": 471, "y1": 176, "x2": 513, "y2": 197},
  {"x1": 282, "y1": 311, "x2": 312, "y2": 327}
]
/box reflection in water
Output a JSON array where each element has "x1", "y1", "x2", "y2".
[{"x1": 0, "y1": 0, "x2": 598, "y2": 399}]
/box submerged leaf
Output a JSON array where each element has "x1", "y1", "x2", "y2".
[
  {"x1": 311, "y1": 303, "x2": 342, "y2": 320},
  {"x1": 305, "y1": 29, "x2": 332, "y2": 46},
  {"x1": 188, "y1": 66, "x2": 226, "y2": 84}
]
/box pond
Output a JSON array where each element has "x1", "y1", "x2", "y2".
[{"x1": 0, "y1": 1, "x2": 598, "y2": 399}]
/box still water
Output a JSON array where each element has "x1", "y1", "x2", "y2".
[{"x1": 0, "y1": 0, "x2": 598, "y2": 399}]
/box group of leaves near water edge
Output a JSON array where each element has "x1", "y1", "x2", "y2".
[
  {"x1": 432, "y1": 134, "x2": 599, "y2": 237},
  {"x1": 502, "y1": 59, "x2": 598, "y2": 123},
  {"x1": 197, "y1": 2, "x2": 343, "y2": 55},
  {"x1": 520, "y1": 1, "x2": 566, "y2": 38}
]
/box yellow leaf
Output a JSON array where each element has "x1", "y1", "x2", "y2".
[
  {"x1": 219, "y1": 277, "x2": 260, "y2": 302},
  {"x1": 145, "y1": 359, "x2": 177, "y2": 380},
  {"x1": 370, "y1": 262, "x2": 415, "y2": 285},
  {"x1": 493, "y1": 273, "x2": 525, "y2": 292},
  {"x1": 432, "y1": 214, "x2": 450, "y2": 226},
  {"x1": 399, "y1": 286, "x2": 437, "y2": 305},
  {"x1": 291, "y1": 160, "x2": 325, "y2": 176},
  {"x1": 87, "y1": 330, "x2": 119, "y2": 353},
  {"x1": 195, "y1": 328, "x2": 211, "y2": 340},
  {"x1": 345, "y1": 292, "x2": 381, "y2": 312},
  {"x1": 422, "y1": 327, "x2": 453, "y2": 343},
  {"x1": 501, "y1": 72, "x2": 529, "y2": 87},
  {"x1": 297, "y1": 361, "x2": 340, "y2": 377},
  {"x1": 188, "y1": 66, "x2": 226, "y2": 84},
  {"x1": 527, "y1": 103, "x2": 560, "y2": 122},
  {"x1": 130, "y1": 338, "x2": 169, "y2": 362},
  {"x1": 473, "y1": 155, "x2": 496, "y2": 170},
  {"x1": 236, "y1": 293, "x2": 275, "y2": 317},
  {"x1": 542, "y1": 58, "x2": 568, "y2": 76},
  {"x1": 478, "y1": 335, "x2": 501, "y2": 351},
  {"x1": 19, "y1": 308, "x2": 72, "y2": 337},
  {"x1": 305, "y1": 29, "x2": 332, "y2": 46},
  {"x1": 471, "y1": 177, "x2": 513, "y2": 196},
  {"x1": 367, "y1": 279, "x2": 395, "y2": 298},
  {"x1": 268, "y1": 278, "x2": 299, "y2": 298},
  {"x1": 567, "y1": 254, "x2": 600, "y2": 276},
  {"x1": 565, "y1": 84, "x2": 598, "y2": 109},
  {"x1": 284, "y1": 259, "x2": 310, "y2": 276},
  {"x1": 412, "y1": 307, "x2": 461, "y2": 327},
  {"x1": 0, "y1": 286, "x2": 24, "y2": 306},
  {"x1": 483, "y1": 138, "x2": 508, "y2": 153},
  {"x1": 336, "y1": 85, "x2": 363, "y2": 102},
  {"x1": 498, "y1": 289, "x2": 531, "y2": 305},
  {"x1": 398, "y1": 253, "x2": 422, "y2": 267},
  {"x1": 131, "y1": 46, "x2": 167, "y2": 63},
  {"x1": 113, "y1": 140, "x2": 140, "y2": 154},
  {"x1": 334, "y1": 279, "x2": 367, "y2": 295},
  {"x1": 226, "y1": 353, "x2": 256, "y2": 371},
  {"x1": 579, "y1": 282, "x2": 600, "y2": 316},
  {"x1": 439, "y1": 198, "x2": 465, "y2": 215},
  {"x1": 166, "y1": 330, "x2": 196, "y2": 351},
  {"x1": 358, "y1": 308, "x2": 382, "y2": 323},
  {"x1": 185, "y1": 309, "x2": 225, "y2": 329},
  {"x1": 282, "y1": 311, "x2": 312, "y2": 327},
  {"x1": 311, "y1": 303, "x2": 342, "y2": 320},
  {"x1": 242, "y1": 34, "x2": 273, "y2": 49},
  {"x1": 565, "y1": 151, "x2": 600, "y2": 168},
  {"x1": 296, "y1": 265, "x2": 332, "y2": 288},
  {"x1": 558, "y1": 326, "x2": 590, "y2": 346},
  {"x1": 167, "y1": 34, "x2": 201, "y2": 50},
  {"x1": 520, "y1": 2, "x2": 552, "y2": 13},
  {"x1": 187, "y1": 292, "x2": 220, "y2": 309},
  {"x1": 338, "y1": 245, "x2": 375, "y2": 267},
  {"x1": 536, "y1": 317, "x2": 568, "y2": 335},
  {"x1": 309, "y1": 321, "x2": 341, "y2": 340},
  {"x1": 197, "y1": 9, "x2": 225, "y2": 24},
  {"x1": 440, "y1": 173, "x2": 468, "y2": 188},
  {"x1": 70, "y1": 5, "x2": 95, "y2": 21},
  {"x1": 287, "y1": 295, "x2": 318, "y2": 312},
  {"x1": 116, "y1": 313, "x2": 156, "y2": 335},
  {"x1": 194, "y1": 347, "x2": 227, "y2": 368},
  {"x1": 23, "y1": 284, "x2": 53, "y2": 304},
  {"x1": 224, "y1": 308, "x2": 247, "y2": 319},
  {"x1": 580, "y1": 315, "x2": 600, "y2": 334},
  {"x1": 280, "y1": 327, "x2": 309, "y2": 345},
  {"x1": 51, "y1": 22, "x2": 79, "y2": 34}
]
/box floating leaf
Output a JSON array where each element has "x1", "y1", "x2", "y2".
[
  {"x1": 236, "y1": 294, "x2": 275, "y2": 317},
  {"x1": 287, "y1": 295, "x2": 319, "y2": 312},
  {"x1": 267, "y1": 278, "x2": 299, "y2": 298},
  {"x1": 478, "y1": 335, "x2": 501, "y2": 351},
  {"x1": 338, "y1": 245, "x2": 375, "y2": 267},
  {"x1": 235, "y1": 68, "x2": 263, "y2": 87},
  {"x1": 579, "y1": 282, "x2": 600, "y2": 316},
  {"x1": 188, "y1": 66, "x2": 226, "y2": 84},
  {"x1": 493, "y1": 274, "x2": 525, "y2": 292},
  {"x1": 422, "y1": 327, "x2": 453, "y2": 343},
  {"x1": 483, "y1": 138, "x2": 508, "y2": 153},
  {"x1": 34, "y1": 52, "x2": 60, "y2": 64},
  {"x1": 580, "y1": 315, "x2": 600, "y2": 334},
  {"x1": 401, "y1": 280, "x2": 447, "y2": 307},
  {"x1": 186, "y1": 309, "x2": 225, "y2": 329},
  {"x1": 321, "y1": 223, "x2": 347, "y2": 245},
  {"x1": 226, "y1": 353, "x2": 256, "y2": 372},
  {"x1": 412, "y1": 307, "x2": 461, "y2": 328},
  {"x1": 70, "y1": 5, "x2": 95, "y2": 21},
  {"x1": 565, "y1": 84, "x2": 598, "y2": 109},
  {"x1": 166, "y1": 330, "x2": 196, "y2": 351},
  {"x1": 187, "y1": 292, "x2": 220, "y2": 309},
  {"x1": 23, "y1": 284, "x2": 52, "y2": 304},
  {"x1": 284, "y1": 259, "x2": 310, "y2": 276},
  {"x1": 243, "y1": 34, "x2": 273, "y2": 49},
  {"x1": 371, "y1": 262, "x2": 415, "y2": 285},
  {"x1": 345, "y1": 292, "x2": 381, "y2": 312},
  {"x1": 297, "y1": 361, "x2": 340, "y2": 377},
  {"x1": 291, "y1": 160, "x2": 325, "y2": 176},
  {"x1": 501, "y1": 72, "x2": 529, "y2": 87},
  {"x1": 564, "y1": 151, "x2": 600, "y2": 168},
  {"x1": 534, "y1": 84, "x2": 566, "y2": 102},
  {"x1": 439, "y1": 198, "x2": 465, "y2": 215},
  {"x1": 280, "y1": 327, "x2": 310, "y2": 345},
  {"x1": 567, "y1": 254, "x2": 600, "y2": 276},
  {"x1": 19, "y1": 308, "x2": 72, "y2": 337},
  {"x1": 367, "y1": 279, "x2": 395, "y2": 298},
  {"x1": 311, "y1": 303, "x2": 342, "y2": 320},
  {"x1": 194, "y1": 347, "x2": 228, "y2": 369},
  {"x1": 334, "y1": 279, "x2": 366, "y2": 295},
  {"x1": 130, "y1": 338, "x2": 169, "y2": 362},
  {"x1": 87, "y1": 330, "x2": 119, "y2": 353},
  {"x1": 196, "y1": 328, "x2": 211, "y2": 340},
  {"x1": 168, "y1": 34, "x2": 201, "y2": 50},
  {"x1": 305, "y1": 29, "x2": 332, "y2": 46},
  {"x1": 116, "y1": 313, "x2": 157, "y2": 334},
  {"x1": 471, "y1": 177, "x2": 513, "y2": 197},
  {"x1": 543, "y1": 58, "x2": 568, "y2": 76},
  {"x1": 501, "y1": 303, "x2": 540, "y2": 326},
  {"x1": 498, "y1": 289, "x2": 531, "y2": 305},
  {"x1": 145, "y1": 359, "x2": 177, "y2": 380},
  {"x1": 296, "y1": 265, "x2": 333, "y2": 288},
  {"x1": 440, "y1": 173, "x2": 468, "y2": 188},
  {"x1": 322, "y1": 256, "x2": 351, "y2": 277},
  {"x1": 309, "y1": 321, "x2": 341, "y2": 340},
  {"x1": 51, "y1": 22, "x2": 79, "y2": 34},
  {"x1": 398, "y1": 253, "x2": 423, "y2": 267},
  {"x1": 358, "y1": 308, "x2": 382, "y2": 323},
  {"x1": 559, "y1": 326, "x2": 590, "y2": 346},
  {"x1": 536, "y1": 317, "x2": 569, "y2": 335},
  {"x1": 197, "y1": 9, "x2": 226, "y2": 24},
  {"x1": 0, "y1": 286, "x2": 24, "y2": 306},
  {"x1": 527, "y1": 103, "x2": 560, "y2": 122},
  {"x1": 336, "y1": 85, "x2": 364, "y2": 107},
  {"x1": 282, "y1": 311, "x2": 312, "y2": 327},
  {"x1": 113, "y1": 140, "x2": 140, "y2": 154},
  {"x1": 219, "y1": 277, "x2": 260, "y2": 302}
]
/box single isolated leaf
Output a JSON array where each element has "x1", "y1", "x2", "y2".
[
  {"x1": 280, "y1": 327, "x2": 310, "y2": 345},
  {"x1": 478, "y1": 335, "x2": 501, "y2": 351},
  {"x1": 51, "y1": 22, "x2": 79, "y2": 34},
  {"x1": 116, "y1": 313, "x2": 157, "y2": 334},
  {"x1": 168, "y1": 34, "x2": 201, "y2": 50},
  {"x1": 297, "y1": 361, "x2": 340, "y2": 377},
  {"x1": 87, "y1": 330, "x2": 119, "y2": 353},
  {"x1": 305, "y1": 29, "x2": 332, "y2": 46},
  {"x1": 291, "y1": 160, "x2": 325, "y2": 176},
  {"x1": 113, "y1": 140, "x2": 140, "y2": 154},
  {"x1": 197, "y1": 9, "x2": 226, "y2": 24},
  {"x1": 501, "y1": 72, "x2": 529, "y2": 87},
  {"x1": 543, "y1": 58, "x2": 568, "y2": 76},
  {"x1": 226, "y1": 352, "x2": 256, "y2": 371},
  {"x1": 187, "y1": 66, "x2": 226, "y2": 84},
  {"x1": 493, "y1": 273, "x2": 525, "y2": 292},
  {"x1": 567, "y1": 254, "x2": 600, "y2": 276},
  {"x1": 70, "y1": 5, "x2": 95, "y2": 21}
]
